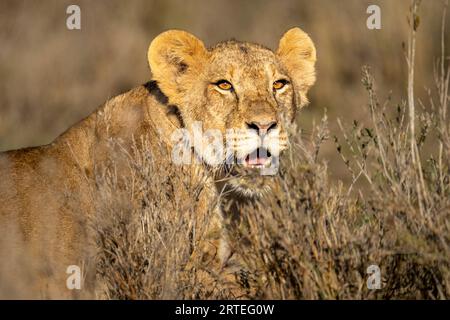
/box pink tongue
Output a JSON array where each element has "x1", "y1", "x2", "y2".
[{"x1": 247, "y1": 155, "x2": 267, "y2": 165}]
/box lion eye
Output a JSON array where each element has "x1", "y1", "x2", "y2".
[
  {"x1": 273, "y1": 79, "x2": 288, "y2": 91},
  {"x1": 216, "y1": 80, "x2": 233, "y2": 91}
]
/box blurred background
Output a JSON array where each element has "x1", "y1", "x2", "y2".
[{"x1": 0, "y1": 0, "x2": 448, "y2": 182}]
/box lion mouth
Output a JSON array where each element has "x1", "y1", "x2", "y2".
[{"x1": 242, "y1": 147, "x2": 272, "y2": 169}]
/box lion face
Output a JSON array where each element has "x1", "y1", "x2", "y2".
[{"x1": 148, "y1": 28, "x2": 316, "y2": 195}]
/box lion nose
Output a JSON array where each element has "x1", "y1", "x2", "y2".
[{"x1": 246, "y1": 121, "x2": 277, "y2": 136}]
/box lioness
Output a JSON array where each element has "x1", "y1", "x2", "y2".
[{"x1": 0, "y1": 28, "x2": 316, "y2": 298}]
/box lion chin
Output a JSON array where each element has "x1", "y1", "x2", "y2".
[
  {"x1": 222, "y1": 158, "x2": 280, "y2": 198},
  {"x1": 227, "y1": 175, "x2": 276, "y2": 198}
]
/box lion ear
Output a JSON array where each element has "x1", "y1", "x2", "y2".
[
  {"x1": 277, "y1": 27, "x2": 316, "y2": 108},
  {"x1": 148, "y1": 30, "x2": 208, "y2": 100}
]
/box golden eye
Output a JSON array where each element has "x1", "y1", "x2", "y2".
[
  {"x1": 216, "y1": 80, "x2": 233, "y2": 91},
  {"x1": 273, "y1": 80, "x2": 288, "y2": 91}
]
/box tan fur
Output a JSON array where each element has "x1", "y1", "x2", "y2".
[{"x1": 0, "y1": 28, "x2": 316, "y2": 298}]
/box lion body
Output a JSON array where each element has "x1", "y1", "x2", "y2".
[
  {"x1": 0, "y1": 28, "x2": 316, "y2": 298},
  {"x1": 0, "y1": 84, "x2": 220, "y2": 298}
]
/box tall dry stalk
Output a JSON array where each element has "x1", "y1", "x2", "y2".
[{"x1": 406, "y1": 0, "x2": 430, "y2": 217}]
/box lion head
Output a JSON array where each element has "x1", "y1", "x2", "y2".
[{"x1": 148, "y1": 28, "x2": 316, "y2": 195}]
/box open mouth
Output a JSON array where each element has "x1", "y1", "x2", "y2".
[{"x1": 243, "y1": 147, "x2": 272, "y2": 169}]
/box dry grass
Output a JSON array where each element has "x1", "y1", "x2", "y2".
[{"x1": 92, "y1": 138, "x2": 232, "y2": 299}]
